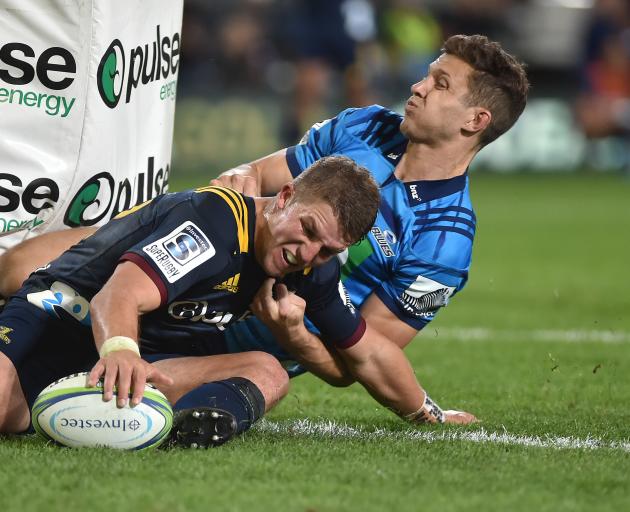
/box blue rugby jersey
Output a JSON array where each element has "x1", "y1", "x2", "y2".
[
  {"x1": 290, "y1": 105, "x2": 475, "y2": 327},
  {"x1": 226, "y1": 105, "x2": 475, "y2": 370},
  {"x1": 15, "y1": 187, "x2": 363, "y2": 358}
]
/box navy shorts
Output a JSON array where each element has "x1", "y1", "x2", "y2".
[
  {"x1": 1, "y1": 299, "x2": 218, "y2": 409},
  {"x1": 0, "y1": 297, "x2": 98, "y2": 408}
]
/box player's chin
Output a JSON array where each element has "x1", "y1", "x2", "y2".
[{"x1": 262, "y1": 257, "x2": 285, "y2": 278}]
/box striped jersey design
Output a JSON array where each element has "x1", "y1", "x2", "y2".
[{"x1": 195, "y1": 186, "x2": 249, "y2": 253}]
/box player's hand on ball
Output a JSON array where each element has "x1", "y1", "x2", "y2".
[
  {"x1": 443, "y1": 410, "x2": 478, "y2": 424},
  {"x1": 210, "y1": 173, "x2": 259, "y2": 196},
  {"x1": 87, "y1": 351, "x2": 173, "y2": 408}
]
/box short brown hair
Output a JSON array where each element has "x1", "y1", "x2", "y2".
[
  {"x1": 443, "y1": 34, "x2": 529, "y2": 147},
  {"x1": 292, "y1": 156, "x2": 380, "y2": 245}
]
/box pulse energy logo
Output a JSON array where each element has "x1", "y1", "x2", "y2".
[
  {"x1": 63, "y1": 156, "x2": 170, "y2": 227},
  {"x1": 97, "y1": 26, "x2": 180, "y2": 108},
  {"x1": 97, "y1": 40, "x2": 124, "y2": 108},
  {"x1": 0, "y1": 42, "x2": 77, "y2": 117}
]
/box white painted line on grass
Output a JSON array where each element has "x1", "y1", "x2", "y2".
[
  {"x1": 430, "y1": 327, "x2": 630, "y2": 343},
  {"x1": 256, "y1": 419, "x2": 630, "y2": 453}
]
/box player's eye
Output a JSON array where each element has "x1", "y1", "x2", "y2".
[{"x1": 301, "y1": 220, "x2": 316, "y2": 239}]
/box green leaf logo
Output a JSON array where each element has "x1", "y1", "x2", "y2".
[
  {"x1": 97, "y1": 40, "x2": 125, "y2": 108},
  {"x1": 63, "y1": 173, "x2": 115, "y2": 227}
]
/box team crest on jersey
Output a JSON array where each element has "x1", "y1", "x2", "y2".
[
  {"x1": 214, "y1": 273, "x2": 240, "y2": 293},
  {"x1": 143, "y1": 221, "x2": 215, "y2": 283},
  {"x1": 0, "y1": 326, "x2": 12, "y2": 344},
  {"x1": 371, "y1": 227, "x2": 395, "y2": 257},
  {"x1": 398, "y1": 275, "x2": 455, "y2": 319}
]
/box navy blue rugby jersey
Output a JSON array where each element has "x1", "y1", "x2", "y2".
[{"x1": 19, "y1": 186, "x2": 364, "y2": 355}]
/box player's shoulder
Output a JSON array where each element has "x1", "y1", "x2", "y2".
[
  {"x1": 336, "y1": 105, "x2": 406, "y2": 152},
  {"x1": 190, "y1": 185, "x2": 248, "y2": 211},
  {"x1": 283, "y1": 259, "x2": 340, "y2": 292},
  {"x1": 336, "y1": 104, "x2": 402, "y2": 129},
  {"x1": 188, "y1": 186, "x2": 253, "y2": 254},
  {"x1": 143, "y1": 188, "x2": 245, "y2": 231}
]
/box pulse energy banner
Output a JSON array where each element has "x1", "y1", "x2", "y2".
[{"x1": 0, "y1": 0, "x2": 183, "y2": 252}]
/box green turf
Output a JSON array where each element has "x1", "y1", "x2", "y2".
[{"x1": 2, "y1": 172, "x2": 630, "y2": 512}]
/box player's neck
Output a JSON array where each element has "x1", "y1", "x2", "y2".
[
  {"x1": 253, "y1": 197, "x2": 273, "y2": 235},
  {"x1": 395, "y1": 141, "x2": 476, "y2": 182},
  {"x1": 250, "y1": 198, "x2": 270, "y2": 269}
]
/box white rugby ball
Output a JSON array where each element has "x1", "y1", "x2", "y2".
[{"x1": 32, "y1": 372, "x2": 173, "y2": 450}]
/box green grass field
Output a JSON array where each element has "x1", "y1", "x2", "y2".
[{"x1": 2, "y1": 172, "x2": 629, "y2": 512}]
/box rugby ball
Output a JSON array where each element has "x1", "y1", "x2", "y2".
[{"x1": 32, "y1": 372, "x2": 173, "y2": 450}]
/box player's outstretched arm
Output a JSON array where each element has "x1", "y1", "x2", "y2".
[
  {"x1": 87, "y1": 261, "x2": 173, "y2": 407},
  {"x1": 359, "y1": 293, "x2": 477, "y2": 424},
  {"x1": 341, "y1": 330, "x2": 477, "y2": 425},
  {"x1": 210, "y1": 149, "x2": 293, "y2": 197}
]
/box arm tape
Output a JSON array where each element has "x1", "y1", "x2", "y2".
[
  {"x1": 99, "y1": 336, "x2": 141, "y2": 358},
  {"x1": 404, "y1": 393, "x2": 445, "y2": 424}
]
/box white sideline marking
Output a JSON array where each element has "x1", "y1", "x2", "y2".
[
  {"x1": 430, "y1": 327, "x2": 630, "y2": 343},
  {"x1": 256, "y1": 419, "x2": 630, "y2": 453}
]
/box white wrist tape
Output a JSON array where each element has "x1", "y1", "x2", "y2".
[
  {"x1": 99, "y1": 336, "x2": 140, "y2": 358},
  {"x1": 405, "y1": 393, "x2": 445, "y2": 424}
]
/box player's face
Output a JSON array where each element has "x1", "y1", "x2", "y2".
[
  {"x1": 258, "y1": 192, "x2": 347, "y2": 278},
  {"x1": 400, "y1": 54, "x2": 477, "y2": 144}
]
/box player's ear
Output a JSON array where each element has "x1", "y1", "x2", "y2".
[
  {"x1": 276, "y1": 182, "x2": 295, "y2": 209},
  {"x1": 463, "y1": 107, "x2": 491, "y2": 134}
]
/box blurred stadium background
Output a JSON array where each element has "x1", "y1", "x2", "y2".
[{"x1": 171, "y1": 0, "x2": 630, "y2": 177}]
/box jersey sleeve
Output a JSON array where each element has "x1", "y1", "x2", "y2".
[
  {"x1": 119, "y1": 188, "x2": 247, "y2": 305},
  {"x1": 285, "y1": 107, "x2": 360, "y2": 177},
  {"x1": 290, "y1": 260, "x2": 366, "y2": 349},
  {"x1": 374, "y1": 253, "x2": 464, "y2": 331}
]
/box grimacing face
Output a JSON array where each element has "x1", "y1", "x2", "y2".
[
  {"x1": 400, "y1": 53, "x2": 479, "y2": 144},
  {"x1": 256, "y1": 187, "x2": 348, "y2": 278}
]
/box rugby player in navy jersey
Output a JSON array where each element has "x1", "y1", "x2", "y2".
[
  {"x1": 0, "y1": 157, "x2": 385, "y2": 447},
  {"x1": 0, "y1": 35, "x2": 529, "y2": 428}
]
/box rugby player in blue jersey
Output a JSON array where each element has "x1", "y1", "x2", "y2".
[
  {"x1": 0, "y1": 35, "x2": 529, "y2": 428},
  {"x1": 211, "y1": 34, "x2": 529, "y2": 424},
  {"x1": 0, "y1": 157, "x2": 385, "y2": 447}
]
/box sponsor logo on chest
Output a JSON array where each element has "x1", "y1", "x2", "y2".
[
  {"x1": 370, "y1": 226, "x2": 395, "y2": 257},
  {"x1": 404, "y1": 182, "x2": 423, "y2": 204},
  {"x1": 214, "y1": 273, "x2": 240, "y2": 293},
  {"x1": 0, "y1": 326, "x2": 12, "y2": 344}
]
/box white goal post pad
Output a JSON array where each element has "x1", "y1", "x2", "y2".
[{"x1": 0, "y1": 0, "x2": 183, "y2": 252}]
